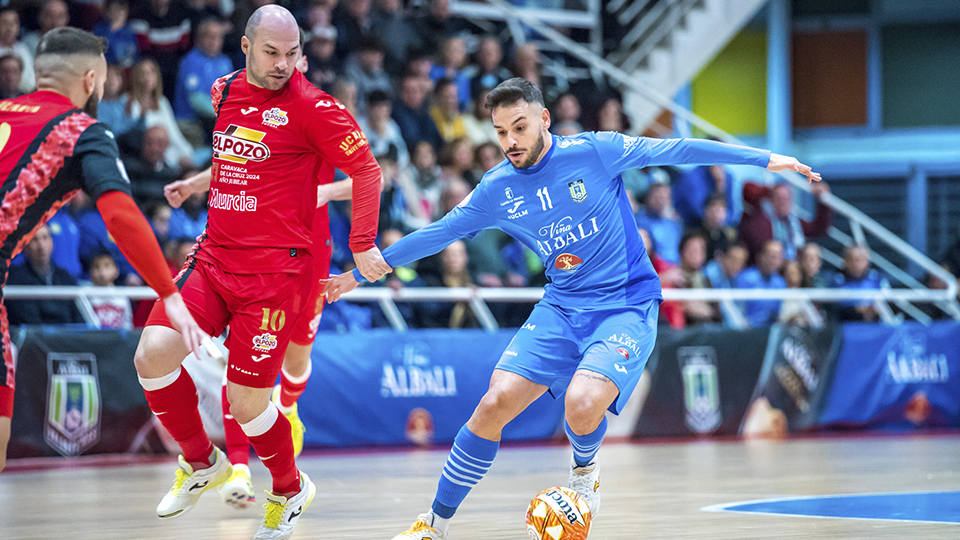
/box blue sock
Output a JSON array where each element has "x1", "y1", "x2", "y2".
[
  {"x1": 565, "y1": 416, "x2": 607, "y2": 467},
  {"x1": 431, "y1": 425, "x2": 499, "y2": 519}
]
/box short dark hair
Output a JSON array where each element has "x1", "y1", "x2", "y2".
[
  {"x1": 36, "y1": 27, "x2": 106, "y2": 59},
  {"x1": 679, "y1": 231, "x2": 706, "y2": 254},
  {"x1": 483, "y1": 77, "x2": 543, "y2": 110},
  {"x1": 366, "y1": 89, "x2": 391, "y2": 106}
]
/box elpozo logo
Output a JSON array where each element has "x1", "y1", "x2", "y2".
[
  {"x1": 252, "y1": 333, "x2": 278, "y2": 352},
  {"x1": 213, "y1": 124, "x2": 270, "y2": 164},
  {"x1": 261, "y1": 107, "x2": 289, "y2": 128}
]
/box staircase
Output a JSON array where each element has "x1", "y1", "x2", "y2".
[{"x1": 608, "y1": 0, "x2": 768, "y2": 132}]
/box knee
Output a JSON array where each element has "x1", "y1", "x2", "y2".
[
  {"x1": 564, "y1": 389, "x2": 605, "y2": 435},
  {"x1": 226, "y1": 387, "x2": 270, "y2": 425},
  {"x1": 473, "y1": 389, "x2": 511, "y2": 426}
]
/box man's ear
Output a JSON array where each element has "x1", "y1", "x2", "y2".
[
  {"x1": 241, "y1": 35, "x2": 250, "y2": 55},
  {"x1": 542, "y1": 106, "x2": 551, "y2": 131},
  {"x1": 83, "y1": 69, "x2": 96, "y2": 97}
]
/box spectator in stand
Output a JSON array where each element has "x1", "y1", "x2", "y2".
[
  {"x1": 463, "y1": 86, "x2": 498, "y2": 145},
  {"x1": 45, "y1": 204, "x2": 84, "y2": 280},
  {"x1": 21, "y1": 0, "x2": 70, "y2": 69},
  {"x1": 174, "y1": 17, "x2": 232, "y2": 137},
  {"x1": 411, "y1": 140, "x2": 443, "y2": 219},
  {"x1": 149, "y1": 202, "x2": 173, "y2": 247},
  {"x1": 677, "y1": 232, "x2": 714, "y2": 325},
  {"x1": 329, "y1": 77, "x2": 359, "y2": 117},
  {"x1": 370, "y1": 0, "x2": 417, "y2": 77},
  {"x1": 429, "y1": 36, "x2": 470, "y2": 110},
  {"x1": 704, "y1": 241, "x2": 748, "y2": 289},
  {"x1": 735, "y1": 240, "x2": 786, "y2": 327},
  {"x1": 511, "y1": 43, "x2": 544, "y2": 95},
  {"x1": 552, "y1": 93, "x2": 583, "y2": 132},
  {"x1": 431, "y1": 77, "x2": 469, "y2": 143},
  {"x1": 0, "y1": 54, "x2": 23, "y2": 99},
  {"x1": 474, "y1": 141, "x2": 502, "y2": 176},
  {"x1": 421, "y1": 240, "x2": 480, "y2": 329},
  {"x1": 698, "y1": 193, "x2": 738, "y2": 261},
  {"x1": 0, "y1": 8, "x2": 34, "y2": 93},
  {"x1": 413, "y1": 0, "x2": 472, "y2": 54},
  {"x1": 359, "y1": 90, "x2": 410, "y2": 169},
  {"x1": 183, "y1": 0, "x2": 222, "y2": 28},
  {"x1": 78, "y1": 208, "x2": 142, "y2": 286},
  {"x1": 673, "y1": 164, "x2": 735, "y2": 227},
  {"x1": 303, "y1": 25, "x2": 341, "y2": 92},
  {"x1": 5, "y1": 225, "x2": 85, "y2": 325},
  {"x1": 595, "y1": 96, "x2": 629, "y2": 132},
  {"x1": 439, "y1": 136, "x2": 478, "y2": 187},
  {"x1": 333, "y1": 0, "x2": 374, "y2": 58},
  {"x1": 739, "y1": 180, "x2": 833, "y2": 263},
  {"x1": 168, "y1": 191, "x2": 208, "y2": 242},
  {"x1": 123, "y1": 125, "x2": 180, "y2": 206},
  {"x1": 464, "y1": 37, "x2": 513, "y2": 101},
  {"x1": 130, "y1": 0, "x2": 193, "y2": 103},
  {"x1": 778, "y1": 260, "x2": 810, "y2": 325},
  {"x1": 405, "y1": 48, "x2": 435, "y2": 86},
  {"x1": 635, "y1": 182, "x2": 683, "y2": 264},
  {"x1": 344, "y1": 36, "x2": 392, "y2": 118},
  {"x1": 96, "y1": 64, "x2": 136, "y2": 136},
  {"x1": 122, "y1": 58, "x2": 199, "y2": 172},
  {"x1": 798, "y1": 242, "x2": 828, "y2": 288},
  {"x1": 829, "y1": 244, "x2": 888, "y2": 322},
  {"x1": 639, "y1": 227, "x2": 684, "y2": 328},
  {"x1": 93, "y1": 0, "x2": 139, "y2": 70},
  {"x1": 85, "y1": 252, "x2": 134, "y2": 330},
  {"x1": 365, "y1": 228, "x2": 426, "y2": 326},
  {"x1": 378, "y1": 144, "x2": 429, "y2": 232},
  {"x1": 393, "y1": 74, "x2": 443, "y2": 151}
]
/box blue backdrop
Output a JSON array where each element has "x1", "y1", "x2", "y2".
[{"x1": 300, "y1": 329, "x2": 567, "y2": 447}]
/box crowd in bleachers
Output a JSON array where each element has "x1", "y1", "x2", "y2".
[{"x1": 1, "y1": 0, "x2": 949, "y2": 331}]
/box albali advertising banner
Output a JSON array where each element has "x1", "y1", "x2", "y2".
[
  {"x1": 633, "y1": 324, "x2": 841, "y2": 439},
  {"x1": 8, "y1": 326, "x2": 155, "y2": 459},
  {"x1": 300, "y1": 329, "x2": 567, "y2": 446},
  {"x1": 815, "y1": 322, "x2": 960, "y2": 430}
]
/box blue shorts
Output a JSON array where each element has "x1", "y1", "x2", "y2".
[{"x1": 496, "y1": 299, "x2": 659, "y2": 414}]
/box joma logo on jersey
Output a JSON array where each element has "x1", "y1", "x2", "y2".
[
  {"x1": 213, "y1": 124, "x2": 270, "y2": 164},
  {"x1": 536, "y1": 216, "x2": 600, "y2": 257},
  {"x1": 339, "y1": 131, "x2": 368, "y2": 156}
]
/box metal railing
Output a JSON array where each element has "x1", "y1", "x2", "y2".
[{"x1": 3, "y1": 284, "x2": 954, "y2": 333}]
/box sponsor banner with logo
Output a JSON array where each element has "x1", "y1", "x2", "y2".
[
  {"x1": 9, "y1": 327, "x2": 154, "y2": 458},
  {"x1": 634, "y1": 326, "x2": 772, "y2": 437},
  {"x1": 816, "y1": 322, "x2": 960, "y2": 430},
  {"x1": 300, "y1": 329, "x2": 566, "y2": 446},
  {"x1": 740, "y1": 324, "x2": 841, "y2": 437}
]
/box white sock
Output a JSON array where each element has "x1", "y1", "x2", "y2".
[{"x1": 431, "y1": 511, "x2": 451, "y2": 533}]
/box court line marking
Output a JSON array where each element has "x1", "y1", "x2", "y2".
[{"x1": 701, "y1": 490, "x2": 960, "y2": 525}]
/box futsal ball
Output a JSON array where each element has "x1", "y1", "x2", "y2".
[{"x1": 525, "y1": 486, "x2": 592, "y2": 540}]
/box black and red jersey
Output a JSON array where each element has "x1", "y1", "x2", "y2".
[
  {"x1": 199, "y1": 68, "x2": 380, "y2": 274},
  {"x1": 0, "y1": 91, "x2": 132, "y2": 270}
]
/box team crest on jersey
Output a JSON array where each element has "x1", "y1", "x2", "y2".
[
  {"x1": 262, "y1": 107, "x2": 289, "y2": 127},
  {"x1": 252, "y1": 333, "x2": 278, "y2": 352},
  {"x1": 616, "y1": 347, "x2": 630, "y2": 360},
  {"x1": 213, "y1": 124, "x2": 270, "y2": 164},
  {"x1": 568, "y1": 179, "x2": 588, "y2": 203},
  {"x1": 555, "y1": 253, "x2": 583, "y2": 272},
  {"x1": 45, "y1": 353, "x2": 101, "y2": 457}
]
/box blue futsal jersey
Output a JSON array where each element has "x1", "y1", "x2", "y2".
[{"x1": 363, "y1": 132, "x2": 770, "y2": 310}]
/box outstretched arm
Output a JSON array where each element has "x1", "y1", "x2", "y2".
[
  {"x1": 766, "y1": 153, "x2": 822, "y2": 183},
  {"x1": 165, "y1": 167, "x2": 212, "y2": 208}
]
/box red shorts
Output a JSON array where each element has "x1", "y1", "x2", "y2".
[
  {"x1": 290, "y1": 236, "x2": 331, "y2": 346},
  {"x1": 146, "y1": 258, "x2": 309, "y2": 388}
]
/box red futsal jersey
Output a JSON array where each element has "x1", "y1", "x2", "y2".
[{"x1": 200, "y1": 69, "x2": 380, "y2": 274}]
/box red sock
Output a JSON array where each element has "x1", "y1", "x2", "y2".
[
  {"x1": 143, "y1": 368, "x2": 213, "y2": 465},
  {"x1": 221, "y1": 384, "x2": 250, "y2": 466},
  {"x1": 278, "y1": 367, "x2": 310, "y2": 409},
  {"x1": 246, "y1": 411, "x2": 300, "y2": 495}
]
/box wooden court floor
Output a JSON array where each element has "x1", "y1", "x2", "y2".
[{"x1": 1, "y1": 434, "x2": 959, "y2": 539}]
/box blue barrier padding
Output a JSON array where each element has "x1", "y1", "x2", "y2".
[
  {"x1": 818, "y1": 322, "x2": 960, "y2": 429},
  {"x1": 704, "y1": 491, "x2": 960, "y2": 524},
  {"x1": 300, "y1": 329, "x2": 567, "y2": 447}
]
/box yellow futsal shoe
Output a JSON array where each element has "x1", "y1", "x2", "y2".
[
  {"x1": 157, "y1": 447, "x2": 232, "y2": 518},
  {"x1": 272, "y1": 385, "x2": 305, "y2": 457},
  {"x1": 390, "y1": 512, "x2": 448, "y2": 540},
  {"x1": 253, "y1": 471, "x2": 316, "y2": 540},
  {"x1": 218, "y1": 463, "x2": 256, "y2": 509}
]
